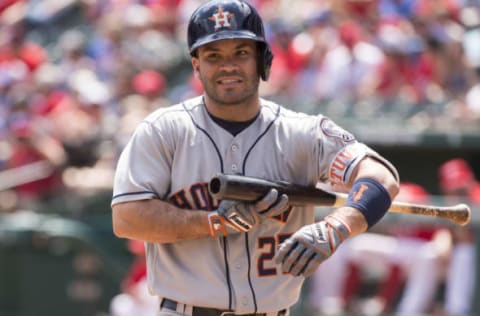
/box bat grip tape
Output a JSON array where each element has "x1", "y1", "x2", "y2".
[{"x1": 345, "y1": 177, "x2": 392, "y2": 229}]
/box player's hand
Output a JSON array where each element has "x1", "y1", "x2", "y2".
[
  {"x1": 255, "y1": 188, "x2": 290, "y2": 219},
  {"x1": 207, "y1": 189, "x2": 288, "y2": 237},
  {"x1": 274, "y1": 216, "x2": 351, "y2": 277},
  {"x1": 207, "y1": 199, "x2": 260, "y2": 237}
]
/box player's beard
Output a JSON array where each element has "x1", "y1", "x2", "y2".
[{"x1": 199, "y1": 71, "x2": 260, "y2": 106}]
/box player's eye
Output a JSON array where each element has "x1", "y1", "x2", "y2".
[
  {"x1": 205, "y1": 53, "x2": 220, "y2": 61},
  {"x1": 236, "y1": 50, "x2": 250, "y2": 57}
]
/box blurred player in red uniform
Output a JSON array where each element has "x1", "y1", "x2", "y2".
[
  {"x1": 438, "y1": 158, "x2": 478, "y2": 315},
  {"x1": 308, "y1": 182, "x2": 454, "y2": 316},
  {"x1": 4, "y1": 119, "x2": 65, "y2": 209}
]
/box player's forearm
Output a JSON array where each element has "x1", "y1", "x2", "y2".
[
  {"x1": 350, "y1": 157, "x2": 400, "y2": 200},
  {"x1": 112, "y1": 199, "x2": 210, "y2": 243},
  {"x1": 329, "y1": 157, "x2": 400, "y2": 237},
  {"x1": 327, "y1": 206, "x2": 368, "y2": 237}
]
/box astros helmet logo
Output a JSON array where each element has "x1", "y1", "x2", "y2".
[{"x1": 208, "y1": 7, "x2": 234, "y2": 30}]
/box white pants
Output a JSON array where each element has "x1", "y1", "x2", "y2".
[{"x1": 445, "y1": 243, "x2": 476, "y2": 315}]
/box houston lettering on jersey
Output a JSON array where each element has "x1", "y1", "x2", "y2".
[
  {"x1": 328, "y1": 143, "x2": 368, "y2": 188},
  {"x1": 169, "y1": 182, "x2": 218, "y2": 211},
  {"x1": 271, "y1": 206, "x2": 293, "y2": 224},
  {"x1": 169, "y1": 182, "x2": 292, "y2": 223}
]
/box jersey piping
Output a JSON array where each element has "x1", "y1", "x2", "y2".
[
  {"x1": 183, "y1": 102, "x2": 225, "y2": 173},
  {"x1": 182, "y1": 101, "x2": 234, "y2": 309},
  {"x1": 112, "y1": 190, "x2": 159, "y2": 200},
  {"x1": 241, "y1": 101, "x2": 281, "y2": 311},
  {"x1": 245, "y1": 232, "x2": 258, "y2": 313},
  {"x1": 242, "y1": 103, "x2": 281, "y2": 174}
]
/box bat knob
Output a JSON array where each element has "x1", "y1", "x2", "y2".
[
  {"x1": 456, "y1": 203, "x2": 472, "y2": 226},
  {"x1": 209, "y1": 176, "x2": 222, "y2": 195}
]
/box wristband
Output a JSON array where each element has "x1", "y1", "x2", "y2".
[
  {"x1": 207, "y1": 211, "x2": 228, "y2": 237},
  {"x1": 345, "y1": 177, "x2": 391, "y2": 228}
]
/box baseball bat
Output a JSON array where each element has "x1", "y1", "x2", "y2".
[{"x1": 208, "y1": 174, "x2": 471, "y2": 226}]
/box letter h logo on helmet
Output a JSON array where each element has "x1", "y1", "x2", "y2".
[{"x1": 208, "y1": 7, "x2": 234, "y2": 30}]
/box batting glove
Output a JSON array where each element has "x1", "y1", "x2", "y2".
[
  {"x1": 256, "y1": 189, "x2": 290, "y2": 219},
  {"x1": 274, "y1": 215, "x2": 351, "y2": 277},
  {"x1": 207, "y1": 189, "x2": 289, "y2": 237}
]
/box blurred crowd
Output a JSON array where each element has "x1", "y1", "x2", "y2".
[{"x1": 0, "y1": 1, "x2": 480, "y2": 315}]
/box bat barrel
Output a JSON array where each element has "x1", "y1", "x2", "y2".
[{"x1": 208, "y1": 174, "x2": 338, "y2": 206}]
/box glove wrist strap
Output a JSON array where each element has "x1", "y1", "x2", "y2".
[
  {"x1": 325, "y1": 214, "x2": 351, "y2": 241},
  {"x1": 207, "y1": 212, "x2": 228, "y2": 237}
]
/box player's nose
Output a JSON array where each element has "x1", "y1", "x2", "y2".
[{"x1": 218, "y1": 55, "x2": 240, "y2": 71}]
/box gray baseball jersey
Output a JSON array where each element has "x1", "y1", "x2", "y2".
[{"x1": 112, "y1": 95, "x2": 394, "y2": 313}]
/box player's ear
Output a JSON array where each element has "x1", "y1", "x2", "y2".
[{"x1": 192, "y1": 58, "x2": 200, "y2": 77}]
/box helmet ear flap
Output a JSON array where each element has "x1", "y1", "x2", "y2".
[
  {"x1": 258, "y1": 44, "x2": 273, "y2": 81},
  {"x1": 258, "y1": 43, "x2": 274, "y2": 81}
]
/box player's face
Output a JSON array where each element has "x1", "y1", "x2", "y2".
[{"x1": 192, "y1": 39, "x2": 260, "y2": 107}]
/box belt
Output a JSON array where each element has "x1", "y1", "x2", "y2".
[{"x1": 160, "y1": 298, "x2": 287, "y2": 316}]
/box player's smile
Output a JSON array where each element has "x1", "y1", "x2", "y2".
[
  {"x1": 215, "y1": 75, "x2": 245, "y2": 90},
  {"x1": 216, "y1": 77, "x2": 243, "y2": 86}
]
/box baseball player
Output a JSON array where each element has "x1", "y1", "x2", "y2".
[{"x1": 111, "y1": 1, "x2": 400, "y2": 315}]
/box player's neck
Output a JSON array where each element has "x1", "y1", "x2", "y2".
[{"x1": 203, "y1": 95, "x2": 261, "y2": 122}]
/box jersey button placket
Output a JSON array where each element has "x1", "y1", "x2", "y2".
[{"x1": 228, "y1": 142, "x2": 241, "y2": 174}]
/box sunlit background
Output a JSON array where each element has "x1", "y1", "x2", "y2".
[{"x1": 0, "y1": 0, "x2": 479, "y2": 315}]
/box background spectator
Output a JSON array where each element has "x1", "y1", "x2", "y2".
[{"x1": 437, "y1": 158, "x2": 478, "y2": 316}]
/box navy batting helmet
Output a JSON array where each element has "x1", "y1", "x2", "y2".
[{"x1": 187, "y1": 0, "x2": 274, "y2": 81}]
